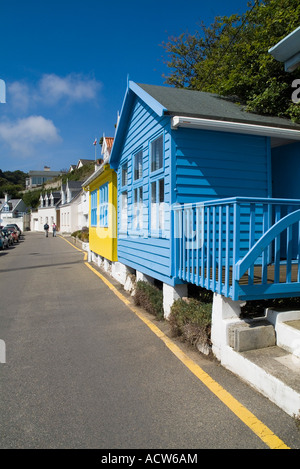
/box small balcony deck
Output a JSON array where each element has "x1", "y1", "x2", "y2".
[{"x1": 173, "y1": 197, "x2": 300, "y2": 301}]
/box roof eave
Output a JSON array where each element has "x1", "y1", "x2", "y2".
[
  {"x1": 110, "y1": 81, "x2": 167, "y2": 169},
  {"x1": 171, "y1": 116, "x2": 300, "y2": 140},
  {"x1": 269, "y1": 26, "x2": 300, "y2": 69}
]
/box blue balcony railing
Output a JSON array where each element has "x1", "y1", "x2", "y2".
[{"x1": 173, "y1": 197, "x2": 300, "y2": 301}]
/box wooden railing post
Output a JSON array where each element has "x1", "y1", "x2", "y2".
[
  {"x1": 232, "y1": 201, "x2": 240, "y2": 300},
  {"x1": 173, "y1": 198, "x2": 300, "y2": 302}
]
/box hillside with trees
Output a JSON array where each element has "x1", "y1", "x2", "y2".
[
  {"x1": 0, "y1": 162, "x2": 94, "y2": 210},
  {"x1": 22, "y1": 163, "x2": 95, "y2": 210},
  {"x1": 162, "y1": 0, "x2": 300, "y2": 121},
  {"x1": 0, "y1": 169, "x2": 27, "y2": 198}
]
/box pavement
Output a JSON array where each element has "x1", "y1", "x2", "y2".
[{"x1": 1, "y1": 232, "x2": 300, "y2": 450}]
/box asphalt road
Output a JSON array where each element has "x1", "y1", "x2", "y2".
[{"x1": 0, "y1": 232, "x2": 300, "y2": 450}]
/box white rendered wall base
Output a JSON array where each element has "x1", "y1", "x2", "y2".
[
  {"x1": 163, "y1": 283, "x2": 188, "y2": 319},
  {"x1": 211, "y1": 293, "x2": 244, "y2": 361},
  {"x1": 111, "y1": 261, "x2": 132, "y2": 285},
  {"x1": 136, "y1": 271, "x2": 154, "y2": 284}
]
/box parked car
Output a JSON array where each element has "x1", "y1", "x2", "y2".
[
  {"x1": 0, "y1": 230, "x2": 10, "y2": 249},
  {"x1": 1, "y1": 228, "x2": 13, "y2": 246},
  {"x1": 0, "y1": 234, "x2": 4, "y2": 250},
  {"x1": 5, "y1": 226, "x2": 19, "y2": 243},
  {"x1": 5, "y1": 224, "x2": 22, "y2": 238}
]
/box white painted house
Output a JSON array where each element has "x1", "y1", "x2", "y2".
[
  {"x1": 0, "y1": 193, "x2": 30, "y2": 231},
  {"x1": 31, "y1": 179, "x2": 89, "y2": 234},
  {"x1": 59, "y1": 180, "x2": 87, "y2": 234},
  {"x1": 34, "y1": 190, "x2": 60, "y2": 232}
]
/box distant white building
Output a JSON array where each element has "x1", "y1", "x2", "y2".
[
  {"x1": 59, "y1": 180, "x2": 88, "y2": 233},
  {"x1": 31, "y1": 190, "x2": 61, "y2": 232},
  {"x1": 25, "y1": 166, "x2": 64, "y2": 190},
  {"x1": 0, "y1": 193, "x2": 29, "y2": 231},
  {"x1": 31, "y1": 180, "x2": 89, "y2": 234}
]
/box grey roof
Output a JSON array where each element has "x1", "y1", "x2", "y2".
[
  {"x1": 77, "y1": 159, "x2": 94, "y2": 165},
  {"x1": 137, "y1": 83, "x2": 300, "y2": 131},
  {"x1": 67, "y1": 180, "x2": 85, "y2": 189},
  {"x1": 28, "y1": 170, "x2": 62, "y2": 176},
  {"x1": 0, "y1": 198, "x2": 23, "y2": 211}
]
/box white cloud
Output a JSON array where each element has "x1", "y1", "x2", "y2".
[
  {"x1": 0, "y1": 115, "x2": 61, "y2": 155},
  {"x1": 8, "y1": 81, "x2": 31, "y2": 112},
  {"x1": 8, "y1": 73, "x2": 102, "y2": 111},
  {"x1": 39, "y1": 73, "x2": 101, "y2": 104}
]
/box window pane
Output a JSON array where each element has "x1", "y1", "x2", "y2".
[
  {"x1": 159, "y1": 179, "x2": 164, "y2": 230},
  {"x1": 99, "y1": 183, "x2": 108, "y2": 227},
  {"x1": 159, "y1": 178, "x2": 164, "y2": 203},
  {"x1": 151, "y1": 181, "x2": 156, "y2": 204},
  {"x1": 151, "y1": 135, "x2": 163, "y2": 172},
  {"x1": 122, "y1": 163, "x2": 128, "y2": 186},
  {"x1": 134, "y1": 150, "x2": 143, "y2": 180},
  {"x1": 151, "y1": 182, "x2": 157, "y2": 231},
  {"x1": 91, "y1": 189, "x2": 97, "y2": 226},
  {"x1": 133, "y1": 186, "x2": 143, "y2": 230},
  {"x1": 121, "y1": 191, "x2": 128, "y2": 230}
]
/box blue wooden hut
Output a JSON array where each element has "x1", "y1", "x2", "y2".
[{"x1": 110, "y1": 81, "x2": 300, "y2": 303}]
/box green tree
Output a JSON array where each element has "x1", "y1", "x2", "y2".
[
  {"x1": 162, "y1": 0, "x2": 300, "y2": 121},
  {"x1": 22, "y1": 189, "x2": 42, "y2": 210},
  {"x1": 0, "y1": 184, "x2": 23, "y2": 199}
]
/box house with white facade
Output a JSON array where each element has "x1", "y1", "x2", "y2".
[
  {"x1": 31, "y1": 179, "x2": 89, "y2": 234},
  {"x1": 33, "y1": 190, "x2": 61, "y2": 232},
  {"x1": 59, "y1": 180, "x2": 87, "y2": 234},
  {"x1": 0, "y1": 193, "x2": 29, "y2": 231},
  {"x1": 25, "y1": 166, "x2": 64, "y2": 190}
]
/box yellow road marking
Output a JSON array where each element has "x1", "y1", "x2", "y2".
[{"x1": 61, "y1": 237, "x2": 290, "y2": 449}]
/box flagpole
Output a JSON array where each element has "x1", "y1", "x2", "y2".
[{"x1": 93, "y1": 138, "x2": 97, "y2": 161}]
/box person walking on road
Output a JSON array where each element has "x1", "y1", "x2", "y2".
[
  {"x1": 44, "y1": 223, "x2": 49, "y2": 237},
  {"x1": 52, "y1": 223, "x2": 57, "y2": 237}
]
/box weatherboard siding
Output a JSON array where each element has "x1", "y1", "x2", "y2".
[
  {"x1": 116, "y1": 96, "x2": 271, "y2": 286},
  {"x1": 88, "y1": 166, "x2": 118, "y2": 262},
  {"x1": 117, "y1": 96, "x2": 173, "y2": 284},
  {"x1": 272, "y1": 141, "x2": 300, "y2": 199},
  {"x1": 173, "y1": 128, "x2": 271, "y2": 204}
]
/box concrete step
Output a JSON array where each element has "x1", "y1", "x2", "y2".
[
  {"x1": 228, "y1": 318, "x2": 276, "y2": 353},
  {"x1": 266, "y1": 310, "x2": 300, "y2": 358},
  {"x1": 228, "y1": 312, "x2": 300, "y2": 417},
  {"x1": 239, "y1": 345, "x2": 300, "y2": 401}
]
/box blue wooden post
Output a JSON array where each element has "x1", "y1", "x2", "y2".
[
  {"x1": 206, "y1": 206, "x2": 211, "y2": 291},
  {"x1": 248, "y1": 203, "x2": 255, "y2": 286},
  {"x1": 212, "y1": 206, "x2": 217, "y2": 292},
  {"x1": 274, "y1": 205, "x2": 281, "y2": 284},
  {"x1": 298, "y1": 219, "x2": 300, "y2": 283},
  {"x1": 225, "y1": 205, "x2": 230, "y2": 298},
  {"x1": 201, "y1": 207, "x2": 205, "y2": 289},
  {"x1": 232, "y1": 201, "x2": 240, "y2": 300},
  {"x1": 262, "y1": 203, "x2": 269, "y2": 284},
  {"x1": 196, "y1": 205, "x2": 200, "y2": 286},
  {"x1": 218, "y1": 206, "x2": 223, "y2": 295},
  {"x1": 286, "y1": 205, "x2": 293, "y2": 283}
]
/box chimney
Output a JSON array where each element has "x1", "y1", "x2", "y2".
[
  {"x1": 4, "y1": 193, "x2": 10, "y2": 203},
  {"x1": 44, "y1": 166, "x2": 50, "y2": 171}
]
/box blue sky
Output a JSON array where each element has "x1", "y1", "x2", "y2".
[{"x1": 0, "y1": 0, "x2": 249, "y2": 173}]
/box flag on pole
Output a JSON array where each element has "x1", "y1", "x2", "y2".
[{"x1": 93, "y1": 138, "x2": 97, "y2": 145}]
